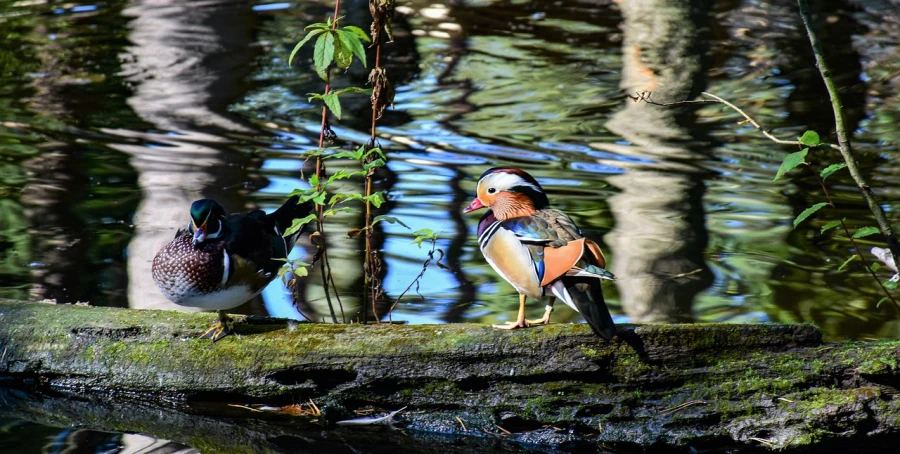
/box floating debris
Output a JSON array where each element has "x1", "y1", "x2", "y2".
[{"x1": 336, "y1": 407, "x2": 406, "y2": 426}]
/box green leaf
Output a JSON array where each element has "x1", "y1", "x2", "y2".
[
  {"x1": 312, "y1": 191, "x2": 327, "y2": 205},
  {"x1": 327, "y1": 169, "x2": 365, "y2": 183},
  {"x1": 313, "y1": 32, "x2": 335, "y2": 80},
  {"x1": 305, "y1": 22, "x2": 330, "y2": 31},
  {"x1": 872, "y1": 262, "x2": 882, "y2": 272},
  {"x1": 820, "y1": 163, "x2": 847, "y2": 180},
  {"x1": 885, "y1": 280, "x2": 899, "y2": 290},
  {"x1": 773, "y1": 148, "x2": 809, "y2": 181},
  {"x1": 372, "y1": 215, "x2": 410, "y2": 229},
  {"x1": 411, "y1": 228, "x2": 438, "y2": 248},
  {"x1": 367, "y1": 191, "x2": 385, "y2": 208},
  {"x1": 309, "y1": 173, "x2": 320, "y2": 187},
  {"x1": 331, "y1": 86, "x2": 371, "y2": 96},
  {"x1": 877, "y1": 297, "x2": 889, "y2": 308},
  {"x1": 837, "y1": 254, "x2": 858, "y2": 272},
  {"x1": 798, "y1": 130, "x2": 820, "y2": 147},
  {"x1": 294, "y1": 266, "x2": 309, "y2": 278},
  {"x1": 364, "y1": 147, "x2": 385, "y2": 159},
  {"x1": 323, "y1": 207, "x2": 355, "y2": 216},
  {"x1": 307, "y1": 93, "x2": 324, "y2": 102},
  {"x1": 793, "y1": 202, "x2": 828, "y2": 228},
  {"x1": 288, "y1": 187, "x2": 318, "y2": 199},
  {"x1": 853, "y1": 226, "x2": 880, "y2": 239},
  {"x1": 336, "y1": 29, "x2": 367, "y2": 68},
  {"x1": 820, "y1": 219, "x2": 843, "y2": 234},
  {"x1": 332, "y1": 35, "x2": 352, "y2": 69},
  {"x1": 323, "y1": 92, "x2": 341, "y2": 119},
  {"x1": 364, "y1": 158, "x2": 385, "y2": 170},
  {"x1": 342, "y1": 25, "x2": 371, "y2": 43},
  {"x1": 283, "y1": 213, "x2": 317, "y2": 237},
  {"x1": 289, "y1": 29, "x2": 324, "y2": 66}
]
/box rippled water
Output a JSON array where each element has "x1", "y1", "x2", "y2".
[{"x1": 2, "y1": 0, "x2": 900, "y2": 450}]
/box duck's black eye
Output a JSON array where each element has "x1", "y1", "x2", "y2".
[{"x1": 487, "y1": 187, "x2": 497, "y2": 194}]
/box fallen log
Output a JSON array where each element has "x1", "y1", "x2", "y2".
[{"x1": 1, "y1": 299, "x2": 899, "y2": 451}]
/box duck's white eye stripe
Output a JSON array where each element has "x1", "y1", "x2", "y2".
[{"x1": 486, "y1": 172, "x2": 540, "y2": 193}]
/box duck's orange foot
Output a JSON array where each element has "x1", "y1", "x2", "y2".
[
  {"x1": 492, "y1": 320, "x2": 530, "y2": 330},
  {"x1": 526, "y1": 313, "x2": 551, "y2": 325}
]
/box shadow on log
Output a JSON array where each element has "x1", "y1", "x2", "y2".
[{"x1": 1, "y1": 300, "x2": 900, "y2": 451}]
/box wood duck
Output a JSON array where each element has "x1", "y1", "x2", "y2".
[
  {"x1": 464, "y1": 168, "x2": 616, "y2": 339},
  {"x1": 152, "y1": 196, "x2": 314, "y2": 341}
]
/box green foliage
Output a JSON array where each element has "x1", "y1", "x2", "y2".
[
  {"x1": 793, "y1": 202, "x2": 828, "y2": 228},
  {"x1": 871, "y1": 263, "x2": 881, "y2": 272},
  {"x1": 820, "y1": 163, "x2": 847, "y2": 179},
  {"x1": 798, "y1": 130, "x2": 820, "y2": 147},
  {"x1": 837, "y1": 255, "x2": 858, "y2": 272},
  {"x1": 412, "y1": 229, "x2": 439, "y2": 248},
  {"x1": 884, "y1": 280, "x2": 899, "y2": 291},
  {"x1": 852, "y1": 226, "x2": 879, "y2": 239},
  {"x1": 773, "y1": 148, "x2": 808, "y2": 181},
  {"x1": 283, "y1": 213, "x2": 318, "y2": 237},
  {"x1": 820, "y1": 219, "x2": 842, "y2": 234},
  {"x1": 289, "y1": 16, "x2": 370, "y2": 81},
  {"x1": 877, "y1": 297, "x2": 889, "y2": 308}
]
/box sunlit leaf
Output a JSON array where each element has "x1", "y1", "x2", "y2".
[
  {"x1": 283, "y1": 214, "x2": 317, "y2": 237},
  {"x1": 885, "y1": 280, "x2": 899, "y2": 290},
  {"x1": 820, "y1": 163, "x2": 847, "y2": 179},
  {"x1": 294, "y1": 266, "x2": 309, "y2": 277},
  {"x1": 877, "y1": 297, "x2": 889, "y2": 308},
  {"x1": 411, "y1": 228, "x2": 438, "y2": 248},
  {"x1": 289, "y1": 29, "x2": 324, "y2": 66},
  {"x1": 304, "y1": 22, "x2": 330, "y2": 31},
  {"x1": 372, "y1": 215, "x2": 410, "y2": 229},
  {"x1": 872, "y1": 262, "x2": 882, "y2": 272},
  {"x1": 327, "y1": 169, "x2": 365, "y2": 183},
  {"x1": 342, "y1": 25, "x2": 371, "y2": 43},
  {"x1": 323, "y1": 92, "x2": 341, "y2": 119},
  {"x1": 773, "y1": 148, "x2": 808, "y2": 181},
  {"x1": 313, "y1": 32, "x2": 335, "y2": 80},
  {"x1": 323, "y1": 207, "x2": 354, "y2": 216},
  {"x1": 364, "y1": 158, "x2": 385, "y2": 170},
  {"x1": 367, "y1": 191, "x2": 385, "y2": 208},
  {"x1": 331, "y1": 86, "x2": 371, "y2": 96},
  {"x1": 333, "y1": 35, "x2": 352, "y2": 69},
  {"x1": 309, "y1": 173, "x2": 320, "y2": 187},
  {"x1": 798, "y1": 130, "x2": 820, "y2": 147},
  {"x1": 793, "y1": 202, "x2": 828, "y2": 228},
  {"x1": 820, "y1": 219, "x2": 843, "y2": 234},
  {"x1": 837, "y1": 254, "x2": 858, "y2": 272},
  {"x1": 336, "y1": 29, "x2": 367, "y2": 68},
  {"x1": 853, "y1": 226, "x2": 880, "y2": 239}
]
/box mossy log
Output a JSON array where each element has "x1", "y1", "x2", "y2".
[{"x1": 2, "y1": 300, "x2": 900, "y2": 451}]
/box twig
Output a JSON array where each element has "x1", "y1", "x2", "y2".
[
  {"x1": 633, "y1": 90, "x2": 841, "y2": 150},
  {"x1": 388, "y1": 244, "x2": 441, "y2": 322},
  {"x1": 810, "y1": 164, "x2": 900, "y2": 311},
  {"x1": 494, "y1": 425, "x2": 512, "y2": 435},
  {"x1": 659, "y1": 400, "x2": 706, "y2": 416},
  {"x1": 456, "y1": 416, "x2": 468, "y2": 432},
  {"x1": 798, "y1": 0, "x2": 900, "y2": 263},
  {"x1": 227, "y1": 404, "x2": 262, "y2": 412},
  {"x1": 749, "y1": 437, "x2": 776, "y2": 447}
]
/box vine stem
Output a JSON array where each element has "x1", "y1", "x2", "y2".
[
  {"x1": 313, "y1": 0, "x2": 345, "y2": 324},
  {"x1": 797, "y1": 0, "x2": 900, "y2": 265},
  {"x1": 810, "y1": 164, "x2": 900, "y2": 311},
  {"x1": 365, "y1": 44, "x2": 383, "y2": 324}
]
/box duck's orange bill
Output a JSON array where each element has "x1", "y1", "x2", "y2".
[{"x1": 463, "y1": 198, "x2": 485, "y2": 213}]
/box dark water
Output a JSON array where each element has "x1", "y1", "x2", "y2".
[{"x1": 2, "y1": 0, "x2": 900, "y2": 451}]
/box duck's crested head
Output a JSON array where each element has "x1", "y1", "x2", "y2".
[
  {"x1": 463, "y1": 167, "x2": 549, "y2": 216},
  {"x1": 188, "y1": 199, "x2": 227, "y2": 246}
]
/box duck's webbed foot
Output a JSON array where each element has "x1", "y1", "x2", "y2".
[{"x1": 200, "y1": 311, "x2": 234, "y2": 342}]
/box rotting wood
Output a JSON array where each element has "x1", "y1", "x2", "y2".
[{"x1": 1, "y1": 299, "x2": 900, "y2": 451}]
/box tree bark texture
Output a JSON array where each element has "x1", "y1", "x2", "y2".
[{"x1": 1, "y1": 300, "x2": 900, "y2": 451}]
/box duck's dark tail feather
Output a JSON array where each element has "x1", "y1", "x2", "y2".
[
  {"x1": 562, "y1": 275, "x2": 616, "y2": 340},
  {"x1": 269, "y1": 195, "x2": 316, "y2": 233}
]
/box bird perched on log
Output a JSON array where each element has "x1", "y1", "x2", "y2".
[
  {"x1": 152, "y1": 196, "x2": 314, "y2": 341},
  {"x1": 464, "y1": 168, "x2": 616, "y2": 339}
]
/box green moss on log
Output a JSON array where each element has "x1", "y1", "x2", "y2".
[{"x1": 2, "y1": 300, "x2": 900, "y2": 451}]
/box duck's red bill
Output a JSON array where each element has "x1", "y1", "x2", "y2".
[{"x1": 463, "y1": 198, "x2": 485, "y2": 213}]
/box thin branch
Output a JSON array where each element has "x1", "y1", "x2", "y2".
[
  {"x1": 798, "y1": 0, "x2": 900, "y2": 264},
  {"x1": 389, "y1": 245, "x2": 442, "y2": 323},
  {"x1": 632, "y1": 90, "x2": 841, "y2": 150},
  {"x1": 810, "y1": 164, "x2": 900, "y2": 311}
]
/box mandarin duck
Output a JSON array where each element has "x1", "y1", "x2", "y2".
[
  {"x1": 464, "y1": 168, "x2": 616, "y2": 339},
  {"x1": 152, "y1": 196, "x2": 314, "y2": 341}
]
